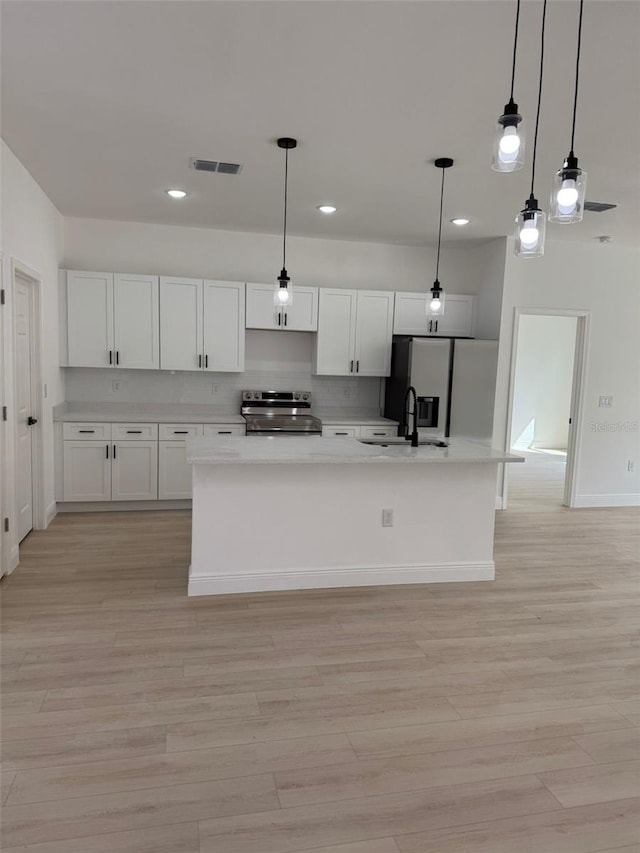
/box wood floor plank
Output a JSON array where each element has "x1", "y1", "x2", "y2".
[
  {"x1": 573, "y1": 728, "x2": 640, "y2": 763},
  {"x1": 198, "y1": 775, "x2": 561, "y2": 853},
  {"x1": 7, "y1": 734, "x2": 356, "y2": 804},
  {"x1": 1, "y1": 773, "x2": 278, "y2": 847},
  {"x1": 288, "y1": 842, "x2": 400, "y2": 853},
  {"x1": 0, "y1": 822, "x2": 200, "y2": 853},
  {"x1": 1, "y1": 725, "x2": 167, "y2": 772},
  {"x1": 274, "y1": 736, "x2": 594, "y2": 808},
  {"x1": 393, "y1": 797, "x2": 640, "y2": 852},
  {"x1": 0, "y1": 689, "x2": 46, "y2": 713},
  {"x1": 538, "y1": 760, "x2": 640, "y2": 808},
  {"x1": 614, "y1": 701, "x2": 640, "y2": 725},
  {"x1": 2, "y1": 772, "x2": 16, "y2": 805}
]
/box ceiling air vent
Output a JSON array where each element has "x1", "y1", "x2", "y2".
[
  {"x1": 584, "y1": 201, "x2": 617, "y2": 213},
  {"x1": 190, "y1": 158, "x2": 242, "y2": 175}
]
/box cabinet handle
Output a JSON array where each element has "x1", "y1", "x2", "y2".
[
  {"x1": 173, "y1": 430, "x2": 189, "y2": 435},
  {"x1": 435, "y1": 320, "x2": 438, "y2": 333},
  {"x1": 277, "y1": 312, "x2": 282, "y2": 326},
  {"x1": 116, "y1": 351, "x2": 120, "y2": 365},
  {"x1": 126, "y1": 430, "x2": 142, "y2": 434},
  {"x1": 106, "y1": 444, "x2": 109, "y2": 459},
  {"x1": 350, "y1": 360, "x2": 353, "y2": 373},
  {"x1": 205, "y1": 354, "x2": 208, "y2": 368},
  {"x1": 373, "y1": 432, "x2": 386, "y2": 436},
  {"x1": 356, "y1": 360, "x2": 359, "y2": 373},
  {"x1": 78, "y1": 429, "x2": 95, "y2": 434},
  {"x1": 336, "y1": 432, "x2": 348, "y2": 436},
  {"x1": 198, "y1": 354, "x2": 202, "y2": 368},
  {"x1": 113, "y1": 444, "x2": 117, "y2": 459},
  {"x1": 109, "y1": 350, "x2": 113, "y2": 365},
  {"x1": 284, "y1": 312, "x2": 287, "y2": 327},
  {"x1": 428, "y1": 320, "x2": 432, "y2": 333},
  {"x1": 218, "y1": 430, "x2": 232, "y2": 434}
]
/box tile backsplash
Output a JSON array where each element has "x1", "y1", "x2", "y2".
[{"x1": 64, "y1": 330, "x2": 382, "y2": 411}]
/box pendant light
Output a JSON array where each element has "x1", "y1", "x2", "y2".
[
  {"x1": 514, "y1": 0, "x2": 548, "y2": 258},
  {"x1": 492, "y1": 0, "x2": 525, "y2": 172},
  {"x1": 549, "y1": 0, "x2": 587, "y2": 223},
  {"x1": 427, "y1": 158, "x2": 454, "y2": 318},
  {"x1": 274, "y1": 137, "x2": 297, "y2": 307}
]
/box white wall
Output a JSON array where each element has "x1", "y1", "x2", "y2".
[
  {"x1": 1, "y1": 141, "x2": 65, "y2": 569},
  {"x1": 63, "y1": 216, "x2": 485, "y2": 295},
  {"x1": 473, "y1": 238, "x2": 507, "y2": 340},
  {"x1": 511, "y1": 315, "x2": 577, "y2": 451},
  {"x1": 494, "y1": 238, "x2": 640, "y2": 507}
]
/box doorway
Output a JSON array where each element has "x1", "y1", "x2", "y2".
[
  {"x1": 504, "y1": 309, "x2": 589, "y2": 509},
  {"x1": 13, "y1": 270, "x2": 42, "y2": 543}
]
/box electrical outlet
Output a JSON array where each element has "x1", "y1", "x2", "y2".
[
  {"x1": 628, "y1": 460, "x2": 636, "y2": 473},
  {"x1": 112, "y1": 381, "x2": 120, "y2": 392},
  {"x1": 598, "y1": 395, "x2": 613, "y2": 408},
  {"x1": 212, "y1": 383, "x2": 219, "y2": 396},
  {"x1": 382, "y1": 508, "x2": 394, "y2": 527}
]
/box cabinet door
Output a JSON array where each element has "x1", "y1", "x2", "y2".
[
  {"x1": 393, "y1": 292, "x2": 430, "y2": 336},
  {"x1": 433, "y1": 295, "x2": 475, "y2": 338},
  {"x1": 245, "y1": 283, "x2": 279, "y2": 330},
  {"x1": 158, "y1": 441, "x2": 192, "y2": 499},
  {"x1": 159, "y1": 277, "x2": 203, "y2": 371},
  {"x1": 63, "y1": 441, "x2": 111, "y2": 501},
  {"x1": 203, "y1": 280, "x2": 245, "y2": 372},
  {"x1": 113, "y1": 274, "x2": 159, "y2": 369},
  {"x1": 323, "y1": 425, "x2": 359, "y2": 438},
  {"x1": 282, "y1": 287, "x2": 318, "y2": 331},
  {"x1": 354, "y1": 291, "x2": 394, "y2": 376},
  {"x1": 112, "y1": 441, "x2": 158, "y2": 500},
  {"x1": 66, "y1": 271, "x2": 114, "y2": 367},
  {"x1": 314, "y1": 289, "x2": 357, "y2": 376}
]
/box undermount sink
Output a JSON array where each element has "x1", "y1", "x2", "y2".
[{"x1": 358, "y1": 438, "x2": 449, "y2": 448}]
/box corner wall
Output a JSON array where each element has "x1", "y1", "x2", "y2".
[
  {"x1": 494, "y1": 238, "x2": 640, "y2": 507},
  {"x1": 1, "y1": 141, "x2": 65, "y2": 569}
]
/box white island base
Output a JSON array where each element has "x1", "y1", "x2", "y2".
[{"x1": 187, "y1": 437, "x2": 523, "y2": 596}]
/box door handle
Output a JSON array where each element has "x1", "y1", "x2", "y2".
[
  {"x1": 27, "y1": 416, "x2": 38, "y2": 426},
  {"x1": 205, "y1": 354, "x2": 208, "y2": 368}
]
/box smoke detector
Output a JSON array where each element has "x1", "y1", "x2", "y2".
[
  {"x1": 584, "y1": 201, "x2": 617, "y2": 213},
  {"x1": 190, "y1": 158, "x2": 243, "y2": 175}
]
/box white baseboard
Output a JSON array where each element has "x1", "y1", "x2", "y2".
[
  {"x1": 45, "y1": 501, "x2": 57, "y2": 527},
  {"x1": 9, "y1": 544, "x2": 19, "y2": 573},
  {"x1": 495, "y1": 496, "x2": 504, "y2": 510},
  {"x1": 188, "y1": 561, "x2": 495, "y2": 596},
  {"x1": 573, "y1": 493, "x2": 640, "y2": 508},
  {"x1": 57, "y1": 500, "x2": 191, "y2": 513}
]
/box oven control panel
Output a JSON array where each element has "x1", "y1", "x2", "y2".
[{"x1": 242, "y1": 391, "x2": 311, "y2": 403}]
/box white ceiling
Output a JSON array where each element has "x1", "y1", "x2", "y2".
[{"x1": 2, "y1": 0, "x2": 639, "y2": 247}]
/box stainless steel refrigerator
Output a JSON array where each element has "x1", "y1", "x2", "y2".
[{"x1": 384, "y1": 337, "x2": 499, "y2": 440}]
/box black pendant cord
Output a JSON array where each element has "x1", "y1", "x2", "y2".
[
  {"x1": 529, "y1": 0, "x2": 548, "y2": 198},
  {"x1": 509, "y1": 0, "x2": 521, "y2": 101},
  {"x1": 435, "y1": 166, "x2": 446, "y2": 282},
  {"x1": 282, "y1": 147, "x2": 289, "y2": 270},
  {"x1": 569, "y1": 0, "x2": 585, "y2": 154}
]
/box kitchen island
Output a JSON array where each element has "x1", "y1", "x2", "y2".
[{"x1": 186, "y1": 436, "x2": 523, "y2": 596}]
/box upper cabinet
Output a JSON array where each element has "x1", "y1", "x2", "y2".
[
  {"x1": 62, "y1": 271, "x2": 159, "y2": 369},
  {"x1": 159, "y1": 277, "x2": 245, "y2": 372},
  {"x1": 245, "y1": 282, "x2": 318, "y2": 332},
  {"x1": 314, "y1": 289, "x2": 394, "y2": 376},
  {"x1": 393, "y1": 292, "x2": 475, "y2": 338}
]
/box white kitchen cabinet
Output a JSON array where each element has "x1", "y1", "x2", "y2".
[
  {"x1": 323, "y1": 424, "x2": 398, "y2": 438},
  {"x1": 314, "y1": 289, "x2": 393, "y2": 377},
  {"x1": 111, "y1": 441, "x2": 158, "y2": 501},
  {"x1": 158, "y1": 441, "x2": 192, "y2": 500},
  {"x1": 202, "y1": 424, "x2": 246, "y2": 437},
  {"x1": 65, "y1": 271, "x2": 114, "y2": 368},
  {"x1": 393, "y1": 292, "x2": 475, "y2": 338},
  {"x1": 113, "y1": 274, "x2": 159, "y2": 369},
  {"x1": 322, "y1": 425, "x2": 359, "y2": 438},
  {"x1": 63, "y1": 440, "x2": 112, "y2": 501},
  {"x1": 245, "y1": 282, "x2": 318, "y2": 332},
  {"x1": 63, "y1": 271, "x2": 159, "y2": 368},
  {"x1": 159, "y1": 277, "x2": 245, "y2": 371},
  {"x1": 359, "y1": 425, "x2": 398, "y2": 438}
]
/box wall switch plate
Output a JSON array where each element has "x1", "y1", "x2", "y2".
[
  {"x1": 112, "y1": 381, "x2": 120, "y2": 392},
  {"x1": 382, "y1": 508, "x2": 393, "y2": 527},
  {"x1": 598, "y1": 395, "x2": 613, "y2": 408}
]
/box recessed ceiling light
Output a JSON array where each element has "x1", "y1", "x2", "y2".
[
  {"x1": 166, "y1": 189, "x2": 187, "y2": 199},
  {"x1": 317, "y1": 205, "x2": 337, "y2": 214},
  {"x1": 450, "y1": 218, "x2": 470, "y2": 226}
]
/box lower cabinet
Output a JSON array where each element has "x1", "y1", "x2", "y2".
[
  {"x1": 322, "y1": 424, "x2": 398, "y2": 438},
  {"x1": 63, "y1": 441, "x2": 111, "y2": 501},
  {"x1": 112, "y1": 441, "x2": 158, "y2": 500},
  {"x1": 158, "y1": 441, "x2": 193, "y2": 500}
]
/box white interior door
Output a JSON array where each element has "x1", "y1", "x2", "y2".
[
  {"x1": 113, "y1": 274, "x2": 159, "y2": 369},
  {"x1": 203, "y1": 280, "x2": 245, "y2": 372},
  {"x1": 14, "y1": 275, "x2": 35, "y2": 541}
]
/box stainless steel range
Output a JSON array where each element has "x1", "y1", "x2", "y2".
[{"x1": 241, "y1": 391, "x2": 322, "y2": 436}]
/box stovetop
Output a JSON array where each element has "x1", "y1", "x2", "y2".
[{"x1": 241, "y1": 390, "x2": 322, "y2": 435}]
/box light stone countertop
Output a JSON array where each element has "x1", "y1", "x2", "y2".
[
  {"x1": 186, "y1": 435, "x2": 524, "y2": 466},
  {"x1": 314, "y1": 409, "x2": 397, "y2": 426}
]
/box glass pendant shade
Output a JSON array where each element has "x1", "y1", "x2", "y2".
[
  {"x1": 274, "y1": 269, "x2": 293, "y2": 306},
  {"x1": 514, "y1": 200, "x2": 546, "y2": 258},
  {"x1": 492, "y1": 102, "x2": 525, "y2": 172},
  {"x1": 549, "y1": 156, "x2": 587, "y2": 223},
  {"x1": 426, "y1": 283, "x2": 445, "y2": 318}
]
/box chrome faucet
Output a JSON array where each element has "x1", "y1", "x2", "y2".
[{"x1": 404, "y1": 385, "x2": 419, "y2": 447}]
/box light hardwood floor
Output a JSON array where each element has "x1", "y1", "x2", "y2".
[{"x1": 1, "y1": 453, "x2": 639, "y2": 852}]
